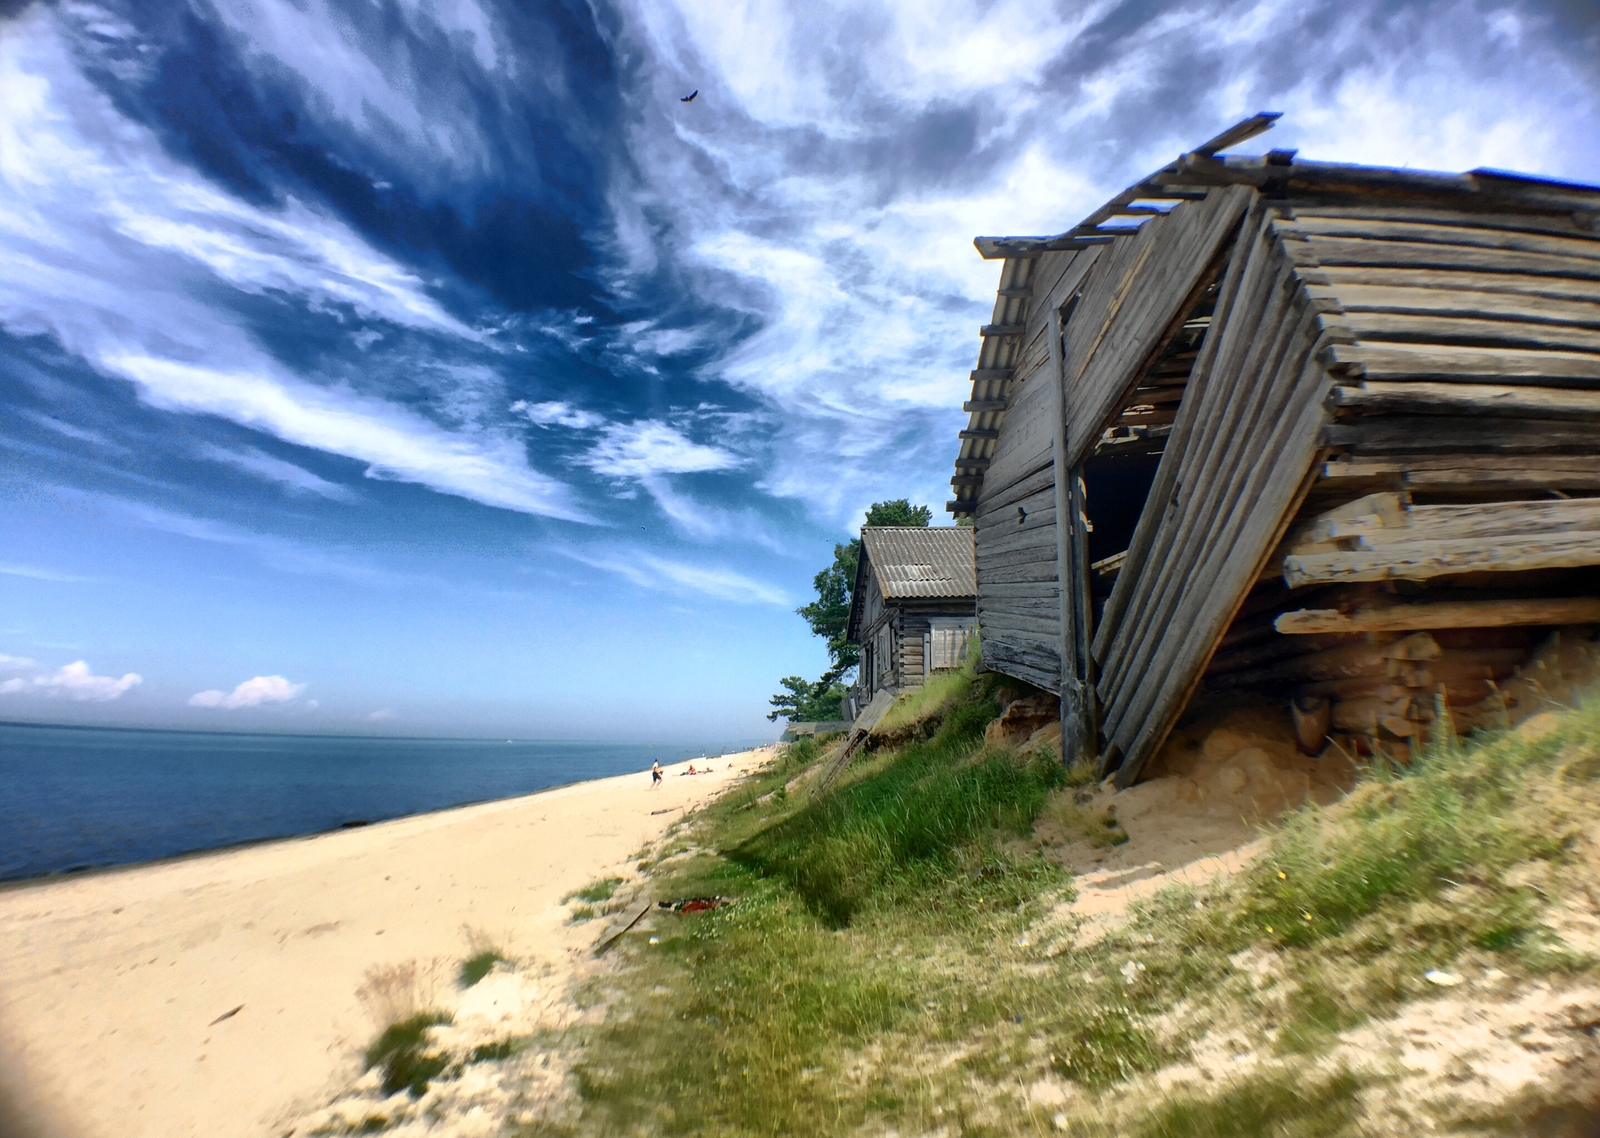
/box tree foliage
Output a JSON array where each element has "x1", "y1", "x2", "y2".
[
  {"x1": 771, "y1": 499, "x2": 931, "y2": 721},
  {"x1": 766, "y1": 676, "x2": 847, "y2": 723}
]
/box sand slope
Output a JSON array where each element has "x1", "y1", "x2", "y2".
[{"x1": 0, "y1": 751, "x2": 771, "y2": 1138}]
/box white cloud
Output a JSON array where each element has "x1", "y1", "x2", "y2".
[
  {"x1": 583, "y1": 421, "x2": 740, "y2": 479},
  {"x1": 189, "y1": 674, "x2": 307, "y2": 709},
  {"x1": 0, "y1": 654, "x2": 38, "y2": 669},
  {"x1": 366, "y1": 708, "x2": 397, "y2": 721},
  {"x1": 105, "y1": 356, "x2": 585, "y2": 520},
  {"x1": 514, "y1": 400, "x2": 606, "y2": 430},
  {"x1": 607, "y1": 0, "x2": 1600, "y2": 524},
  {"x1": 0, "y1": 659, "x2": 142, "y2": 700},
  {"x1": 563, "y1": 547, "x2": 787, "y2": 606},
  {"x1": 197, "y1": 444, "x2": 357, "y2": 501},
  {"x1": 0, "y1": 15, "x2": 587, "y2": 522},
  {"x1": 0, "y1": 563, "x2": 91, "y2": 582}
]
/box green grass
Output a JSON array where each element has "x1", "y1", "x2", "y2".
[
  {"x1": 364, "y1": 1011, "x2": 453, "y2": 1097},
  {"x1": 541, "y1": 686, "x2": 1600, "y2": 1137},
  {"x1": 564, "y1": 876, "x2": 624, "y2": 904},
  {"x1": 459, "y1": 950, "x2": 505, "y2": 988}
]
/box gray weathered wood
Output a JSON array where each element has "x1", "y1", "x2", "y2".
[
  {"x1": 1276, "y1": 596, "x2": 1600, "y2": 634},
  {"x1": 1328, "y1": 381, "x2": 1600, "y2": 419},
  {"x1": 1323, "y1": 416, "x2": 1600, "y2": 454},
  {"x1": 1284, "y1": 532, "x2": 1600, "y2": 587}
]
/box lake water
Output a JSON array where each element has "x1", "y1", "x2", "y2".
[{"x1": 0, "y1": 723, "x2": 758, "y2": 881}]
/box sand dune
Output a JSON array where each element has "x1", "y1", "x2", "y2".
[{"x1": 0, "y1": 750, "x2": 772, "y2": 1138}]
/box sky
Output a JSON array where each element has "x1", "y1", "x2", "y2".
[{"x1": 0, "y1": 0, "x2": 1596, "y2": 741}]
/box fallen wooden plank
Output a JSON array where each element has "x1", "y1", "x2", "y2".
[
  {"x1": 592, "y1": 897, "x2": 654, "y2": 955},
  {"x1": 1284, "y1": 533, "x2": 1600, "y2": 587},
  {"x1": 1276, "y1": 596, "x2": 1600, "y2": 633}
]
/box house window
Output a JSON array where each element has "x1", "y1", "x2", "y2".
[{"x1": 929, "y1": 620, "x2": 970, "y2": 671}]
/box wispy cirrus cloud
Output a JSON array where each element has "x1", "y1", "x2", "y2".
[
  {"x1": 0, "y1": 11, "x2": 587, "y2": 522},
  {"x1": 197, "y1": 444, "x2": 356, "y2": 501},
  {"x1": 583, "y1": 420, "x2": 740, "y2": 480},
  {"x1": 562, "y1": 547, "x2": 787, "y2": 606},
  {"x1": 0, "y1": 563, "x2": 92, "y2": 582}
]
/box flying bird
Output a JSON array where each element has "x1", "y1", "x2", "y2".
[{"x1": 680, "y1": 90, "x2": 698, "y2": 103}]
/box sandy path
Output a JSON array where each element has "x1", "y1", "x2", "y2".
[{"x1": 0, "y1": 750, "x2": 772, "y2": 1138}]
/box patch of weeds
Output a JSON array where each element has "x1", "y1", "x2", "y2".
[
  {"x1": 1131, "y1": 1067, "x2": 1366, "y2": 1138},
  {"x1": 365, "y1": 1011, "x2": 453, "y2": 1097},
  {"x1": 1047, "y1": 793, "x2": 1129, "y2": 849},
  {"x1": 1048, "y1": 1004, "x2": 1162, "y2": 1088},
  {"x1": 564, "y1": 877, "x2": 624, "y2": 905},
  {"x1": 358, "y1": 1116, "x2": 392, "y2": 1134},
  {"x1": 1278, "y1": 976, "x2": 1367, "y2": 1055},
  {"x1": 459, "y1": 949, "x2": 506, "y2": 988},
  {"x1": 568, "y1": 905, "x2": 597, "y2": 922},
  {"x1": 469, "y1": 1038, "x2": 526, "y2": 1063}
]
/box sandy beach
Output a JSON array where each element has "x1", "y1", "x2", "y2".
[{"x1": 0, "y1": 750, "x2": 772, "y2": 1138}]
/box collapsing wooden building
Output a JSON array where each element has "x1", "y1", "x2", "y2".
[
  {"x1": 948, "y1": 112, "x2": 1600, "y2": 787},
  {"x1": 846, "y1": 526, "x2": 978, "y2": 714}
]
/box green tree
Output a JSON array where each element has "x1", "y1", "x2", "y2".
[
  {"x1": 772, "y1": 499, "x2": 932, "y2": 719},
  {"x1": 766, "y1": 676, "x2": 846, "y2": 722}
]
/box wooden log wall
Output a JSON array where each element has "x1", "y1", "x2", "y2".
[
  {"x1": 1190, "y1": 198, "x2": 1600, "y2": 756},
  {"x1": 969, "y1": 250, "x2": 1099, "y2": 692}
]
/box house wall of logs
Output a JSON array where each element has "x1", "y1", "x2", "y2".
[{"x1": 948, "y1": 113, "x2": 1600, "y2": 786}]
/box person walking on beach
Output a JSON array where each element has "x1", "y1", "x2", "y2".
[{"x1": 651, "y1": 760, "x2": 663, "y2": 788}]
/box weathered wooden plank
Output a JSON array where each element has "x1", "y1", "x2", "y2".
[
  {"x1": 1290, "y1": 498, "x2": 1600, "y2": 551},
  {"x1": 1277, "y1": 216, "x2": 1600, "y2": 263},
  {"x1": 1310, "y1": 283, "x2": 1600, "y2": 328},
  {"x1": 1323, "y1": 415, "x2": 1600, "y2": 454},
  {"x1": 1341, "y1": 311, "x2": 1600, "y2": 354},
  {"x1": 1283, "y1": 533, "x2": 1600, "y2": 587},
  {"x1": 1328, "y1": 381, "x2": 1600, "y2": 419},
  {"x1": 1111, "y1": 312, "x2": 1333, "y2": 785},
  {"x1": 1097, "y1": 209, "x2": 1301, "y2": 706},
  {"x1": 1320, "y1": 266, "x2": 1600, "y2": 305},
  {"x1": 1276, "y1": 596, "x2": 1600, "y2": 634},
  {"x1": 975, "y1": 464, "x2": 1057, "y2": 514},
  {"x1": 1105, "y1": 306, "x2": 1316, "y2": 741},
  {"x1": 1325, "y1": 342, "x2": 1600, "y2": 385},
  {"x1": 1063, "y1": 186, "x2": 1254, "y2": 466},
  {"x1": 1288, "y1": 205, "x2": 1598, "y2": 241},
  {"x1": 1318, "y1": 454, "x2": 1600, "y2": 488},
  {"x1": 980, "y1": 558, "x2": 1067, "y2": 585},
  {"x1": 980, "y1": 370, "x2": 1058, "y2": 496},
  {"x1": 1302, "y1": 235, "x2": 1600, "y2": 281},
  {"x1": 1094, "y1": 197, "x2": 1277, "y2": 660}
]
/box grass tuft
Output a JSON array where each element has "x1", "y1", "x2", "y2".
[
  {"x1": 564, "y1": 877, "x2": 624, "y2": 904},
  {"x1": 459, "y1": 949, "x2": 505, "y2": 988},
  {"x1": 364, "y1": 1011, "x2": 453, "y2": 1097}
]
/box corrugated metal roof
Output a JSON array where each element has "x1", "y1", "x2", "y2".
[{"x1": 862, "y1": 526, "x2": 976, "y2": 599}]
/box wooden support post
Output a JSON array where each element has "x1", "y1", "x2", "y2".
[{"x1": 1050, "y1": 303, "x2": 1095, "y2": 766}]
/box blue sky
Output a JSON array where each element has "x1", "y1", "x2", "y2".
[{"x1": 1, "y1": 0, "x2": 1596, "y2": 740}]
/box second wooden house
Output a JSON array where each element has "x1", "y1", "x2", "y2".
[{"x1": 846, "y1": 526, "x2": 978, "y2": 715}]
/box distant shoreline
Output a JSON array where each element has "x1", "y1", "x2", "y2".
[{"x1": 0, "y1": 717, "x2": 772, "y2": 748}]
